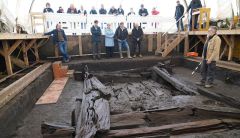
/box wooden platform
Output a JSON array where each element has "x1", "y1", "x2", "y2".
[
  {"x1": 0, "y1": 33, "x2": 49, "y2": 75},
  {"x1": 188, "y1": 29, "x2": 240, "y2": 35}
]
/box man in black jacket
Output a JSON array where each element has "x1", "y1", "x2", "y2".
[
  {"x1": 114, "y1": 22, "x2": 132, "y2": 59},
  {"x1": 187, "y1": 0, "x2": 202, "y2": 30},
  {"x1": 99, "y1": 4, "x2": 107, "y2": 14},
  {"x1": 44, "y1": 24, "x2": 70, "y2": 62},
  {"x1": 175, "y1": 0, "x2": 185, "y2": 31},
  {"x1": 139, "y1": 4, "x2": 148, "y2": 16},
  {"x1": 78, "y1": 5, "x2": 87, "y2": 15},
  {"x1": 91, "y1": 20, "x2": 102, "y2": 60},
  {"x1": 109, "y1": 6, "x2": 118, "y2": 15},
  {"x1": 117, "y1": 5, "x2": 124, "y2": 15},
  {"x1": 132, "y1": 23, "x2": 143, "y2": 58}
]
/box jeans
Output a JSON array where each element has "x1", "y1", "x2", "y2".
[
  {"x1": 92, "y1": 41, "x2": 101, "y2": 58},
  {"x1": 132, "y1": 40, "x2": 141, "y2": 55},
  {"x1": 118, "y1": 39, "x2": 131, "y2": 57},
  {"x1": 200, "y1": 60, "x2": 216, "y2": 84},
  {"x1": 176, "y1": 17, "x2": 184, "y2": 31},
  {"x1": 57, "y1": 41, "x2": 69, "y2": 61},
  {"x1": 106, "y1": 47, "x2": 114, "y2": 58}
]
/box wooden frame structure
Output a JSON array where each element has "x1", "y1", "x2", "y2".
[{"x1": 0, "y1": 33, "x2": 49, "y2": 75}]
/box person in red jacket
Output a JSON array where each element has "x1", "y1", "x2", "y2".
[{"x1": 151, "y1": 7, "x2": 159, "y2": 15}]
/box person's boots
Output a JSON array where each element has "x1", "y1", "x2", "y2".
[
  {"x1": 127, "y1": 49, "x2": 132, "y2": 59},
  {"x1": 139, "y1": 54, "x2": 143, "y2": 58},
  {"x1": 133, "y1": 54, "x2": 136, "y2": 58},
  {"x1": 120, "y1": 52, "x2": 123, "y2": 59}
]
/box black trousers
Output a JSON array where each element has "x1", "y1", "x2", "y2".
[
  {"x1": 106, "y1": 47, "x2": 114, "y2": 58},
  {"x1": 200, "y1": 60, "x2": 216, "y2": 84},
  {"x1": 132, "y1": 40, "x2": 141, "y2": 55}
]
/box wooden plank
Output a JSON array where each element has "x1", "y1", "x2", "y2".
[
  {"x1": 197, "y1": 35, "x2": 206, "y2": 44},
  {"x1": 148, "y1": 34, "x2": 153, "y2": 52},
  {"x1": 0, "y1": 33, "x2": 49, "y2": 40},
  {"x1": 34, "y1": 46, "x2": 40, "y2": 61},
  {"x1": 105, "y1": 119, "x2": 240, "y2": 137},
  {"x1": 228, "y1": 35, "x2": 235, "y2": 61},
  {"x1": 11, "y1": 56, "x2": 27, "y2": 68},
  {"x1": 78, "y1": 35, "x2": 83, "y2": 56},
  {"x1": 222, "y1": 35, "x2": 232, "y2": 47},
  {"x1": 184, "y1": 33, "x2": 189, "y2": 56},
  {"x1": 2, "y1": 41, "x2": 13, "y2": 75},
  {"x1": 26, "y1": 39, "x2": 37, "y2": 50},
  {"x1": 156, "y1": 33, "x2": 162, "y2": 52},
  {"x1": 0, "y1": 63, "x2": 51, "y2": 109},
  {"x1": 189, "y1": 29, "x2": 240, "y2": 35}
]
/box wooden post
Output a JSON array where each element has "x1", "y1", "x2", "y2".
[
  {"x1": 55, "y1": 44, "x2": 59, "y2": 58},
  {"x1": 78, "y1": 35, "x2": 83, "y2": 56},
  {"x1": 22, "y1": 42, "x2": 29, "y2": 66},
  {"x1": 148, "y1": 34, "x2": 153, "y2": 52},
  {"x1": 228, "y1": 35, "x2": 235, "y2": 61},
  {"x1": 164, "y1": 33, "x2": 168, "y2": 50},
  {"x1": 156, "y1": 33, "x2": 162, "y2": 52},
  {"x1": 2, "y1": 41, "x2": 13, "y2": 75},
  {"x1": 184, "y1": 33, "x2": 189, "y2": 56},
  {"x1": 34, "y1": 43, "x2": 40, "y2": 62}
]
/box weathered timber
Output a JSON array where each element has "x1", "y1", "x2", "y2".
[
  {"x1": 75, "y1": 76, "x2": 111, "y2": 138},
  {"x1": 152, "y1": 66, "x2": 196, "y2": 95},
  {"x1": 104, "y1": 119, "x2": 240, "y2": 137},
  {"x1": 41, "y1": 122, "x2": 75, "y2": 138}
]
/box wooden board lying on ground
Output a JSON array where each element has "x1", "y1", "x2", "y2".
[{"x1": 104, "y1": 119, "x2": 240, "y2": 137}]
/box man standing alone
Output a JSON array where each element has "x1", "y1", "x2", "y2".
[
  {"x1": 175, "y1": 0, "x2": 185, "y2": 31},
  {"x1": 91, "y1": 20, "x2": 102, "y2": 60},
  {"x1": 196, "y1": 26, "x2": 221, "y2": 88},
  {"x1": 44, "y1": 24, "x2": 70, "y2": 62}
]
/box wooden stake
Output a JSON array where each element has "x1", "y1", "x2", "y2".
[{"x1": 78, "y1": 35, "x2": 83, "y2": 56}]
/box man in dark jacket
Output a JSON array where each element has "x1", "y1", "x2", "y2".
[
  {"x1": 139, "y1": 4, "x2": 148, "y2": 16},
  {"x1": 99, "y1": 4, "x2": 107, "y2": 14},
  {"x1": 43, "y1": 2, "x2": 53, "y2": 13},
  {"x1": 117, "y1": 5, "x2": 124, "y2": 15},
  {"x1": 91, "y1": 20, "x2": 102, "y2": 60},
  {"x1": 187, "y1": 0, "x2": 202, "y2": 30},
  {"x1": 44, "y1": 24, "x2": 70, "y2": 62},
  {"x1": 57, "y1": 7, "x2": 64, "y2": 13},
  {"x1": 132, "y1": 23, "x2": 143, "y2": 58},
  {"x1": 109, "y1": 6, "x2": 118, "y2": 15},
  {"x1": 67, "y1": 4, "x2": 77, "y2": 14},
  {"x1": 90, "y1": 6, "x2": 97, "y2": 14},
  {"x1": 175, "y1": 0, "x2": 185, "y2": 31},
  {"x1": 114, "y1": 22, "x2": 132, "y2": 59}
]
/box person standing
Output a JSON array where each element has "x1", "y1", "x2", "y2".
[
  {"x1": 196, "y1": 26, "x2": 221, "y2": 88},
  {"x1": 175, "y1": 0, "x2": 185, "y2": 31},
  {"x1": 67, "y1": 4, "x2": 77, "y2": 14},
  {"x1": 90, "y1": 6, "x2": 97, "y2": 14},
  {"x1": 139, "y1": 4, "x2": 148, "y2": 16},
  {"x1": 43, "y1": 3, "x2": 53, "y2": 13},
  {"x1": 104, "y1": 24, "x2": 115, "y2": 58},
  {"x1": 117, "y1": 5, "x2": 124, "y2": 15},
  {"x1": 91, "y1": 20, "x2": 102, "y2": 60},
  {"x1": 151, "y1": 7, "x2": 160, "y2": 15},
  {"x1": 44, "y1": 24, "x2": 70, "y2": 62},
  {"x1": 99, "y1": 4, "x2": 107, "y2": 14},
  {"x1": 114, "y1": 22, "x2": 132, "y2": 59},
  {"x1": 132, "y1": 23, "x2": 143, "y2": 58},
  {"x1": 109, "y1": 6, "x2": 118, "y2": 15},
  {"x1": 128, "y1": 8, "x2": 136, "y2": 16},
  {"x1": 78, "y1": 5, "x2": 87, "y2": 16},
  {"x1": 187, "y1": 0, "x2": 202, "y2": 30},
  {"x1": 57, "y1": 6, "x2": 64, "y2": 13}
]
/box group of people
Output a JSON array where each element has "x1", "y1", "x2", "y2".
[
  {"x1": 44, "y1": 21, "x2": 143, "y2": 62},
  {"x1": 43, "y1": 3, "x2": 159, "y2": 16},
  {"x1": 90, "y1": 20, "x2": 143, "y2": 60}
]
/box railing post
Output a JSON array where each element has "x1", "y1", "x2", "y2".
[{"x1": 164, "y1": 32, "x2": 168, "y2": 50}]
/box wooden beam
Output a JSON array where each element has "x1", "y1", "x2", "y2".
[
  {"x1": 22, "y1": 42, "x2": 29, "y2": 66},
  {"x1": 33, "y1": 44, "x2": 40, "y2": 62},
  {"x1": 184, "y1": 33, "x2": 189, "y2": 56},
  {"x1": 148, "y1": 34, "x2": 153, "y2": 52},
  {"x1": 8, "y1": 40, "x2": 23, "y2": 55},
  {"x1": 0, "y1": 33, "x2": 49, "y2": 40},
  {"x1": 2, "y1": 41, "x2": 13, "y2": 75},
  {"x1": 78, "y1": 35, "x2": 83, "y2": 56},
  {"x1": 0, "y1": 63, "x2": 51, "y2": 108},
  {"x1": 197, "y1": 35, "x2": 206, "y2": 44},
  {"x1": 11, "y1": 56, "x2": 27, "y2": 68},
  {"x1": 156, "y1": 33, "x2": 162, "y2": 53},
  {"x1": 228, "y1": 35, "x2": 235, "y2": 61},
  {"x1": 26, "y1": 39, "x2": 37, "y2": 51},
  {"x1": 222, "y1": 35, "x2": 232, "y2": 47}
]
